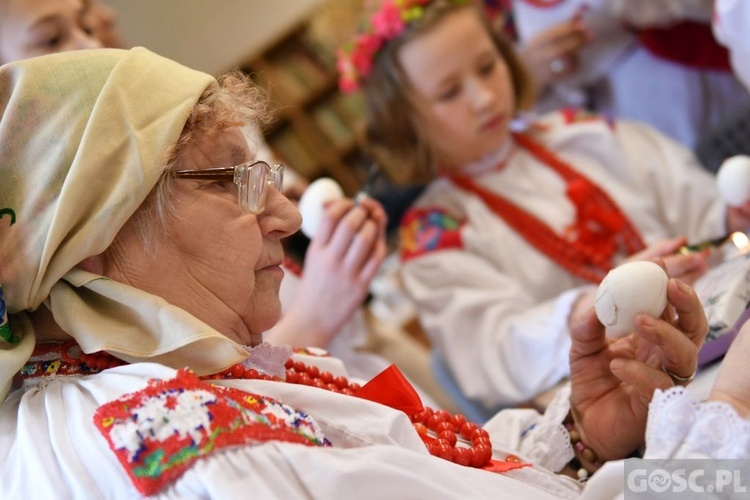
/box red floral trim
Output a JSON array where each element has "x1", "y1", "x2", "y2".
[
  {"x1": 559, "y1": 108, "x2": 613, "y2": 129},
  {"x1": 94, "y1": 369, "x2": 330, "y2": 496}
]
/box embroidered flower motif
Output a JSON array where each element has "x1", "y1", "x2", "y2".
[
  {"x1": 372, "y1": 2, "x2": 406, "y2": 38},
  {"x1": 95, "y1": 369, "x2": 330, "y2": 496}
]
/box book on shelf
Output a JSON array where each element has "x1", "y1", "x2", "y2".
[
  {"x1": 312, "y1": 103, "x2": 354, "y2": 149},
  {"x1": 268, "y1": 41, "x2": 330, "y2": 99},
  {"x1": 331, "y1": 91, "x2": 366, "y2": 127},
  {"x1": 265, "y1": 65, "x2": 309, "y2": 103},
  {"x1": 298, "y1": 28, "x2": 338, "y2": 71},
  {"x1": 269, "y1": 128, "x2": 317, "y2": 178},
  {"x1": 693, "y1": 240, "x2": 750, "y2": 366}
]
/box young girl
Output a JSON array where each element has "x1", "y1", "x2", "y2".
[{"x1": 338, "y1": 0, "x2": 750, "y2": 412}]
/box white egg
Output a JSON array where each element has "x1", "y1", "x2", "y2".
[
  {"x1": 298, "y1": 177, "x2": 345, "y2": 238},
  {"x1": 717, "y1": 155, "x2": 750, "y2": 206},
  {"x1": 594, "y1": 261, "x2": 668, "y2": 338}
]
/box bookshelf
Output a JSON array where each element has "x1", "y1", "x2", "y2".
[{"x1": 240, "y1": 18, "x2": 374, "y2": 195}]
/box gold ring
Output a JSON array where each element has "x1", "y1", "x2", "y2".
[{"x1": 662, "y1": 365, "x2": 696, "y2": 386}]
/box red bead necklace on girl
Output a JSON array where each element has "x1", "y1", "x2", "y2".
[
  {"x1": 448, "y1": 132, "x2": 645, "y2": 282},
  {"x1": 17, "y1": 340, "x2": 529, "y2": 473}
]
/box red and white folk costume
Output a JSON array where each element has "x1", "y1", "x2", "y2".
[{"x1": 399, "y1": 111, "x2": 726, "y2": 408}]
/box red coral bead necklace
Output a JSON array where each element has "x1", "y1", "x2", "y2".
[{"x1": 23, "y1": 342, "x2": 494, "y2": 469}]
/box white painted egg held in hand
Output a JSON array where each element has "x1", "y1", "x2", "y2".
[
  {"x1": 298, "y1": 177, "x2": 345, "y2": 238},
  {"x1": 594, "y1": 261, "x2": 668, "y2": 338},
  {"x1": 717, "y1": 155, "x2": 750, "y2": 206}
]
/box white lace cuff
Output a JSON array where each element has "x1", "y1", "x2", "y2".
[
  {"x1": 520, "y1": 383, "x2": 574, "y2": 472},
  {"x1": 646, "y1": 387, "x2": 750, "y2": 459}
]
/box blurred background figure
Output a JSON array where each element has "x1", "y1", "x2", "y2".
[
  {"x1": 82, "y1": 0, "x2": 129, "y2": 49},
  {"x1": 495, "y1": 0, "x2": 750, "y2": 150},
  {"x1": 0, "y1": 0, "x2": 101, "y2": 65}
]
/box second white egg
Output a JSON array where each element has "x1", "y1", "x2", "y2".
[
  {"x1": 298, "y1": 177, "x2": 345, "y2": 238},
  {"x1": 717, "y1": 155, "x2": 750, "y2": 206}
]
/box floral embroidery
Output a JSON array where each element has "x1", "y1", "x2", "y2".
[
  {"x1": 559, "y1": 108, "x2": 614, "y2": 130},
  {"x1": 399, "y1": 207, "x2": 464, "y2": 261},
  {"x1": 95, "y1": 368, "x2": 330, "y2": 496}
]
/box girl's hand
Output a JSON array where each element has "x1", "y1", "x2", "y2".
[
  {"x1": 568, "y1": 268, "x2": 707, "y2": 466},
  {"x1": 625, "y1": 237, "x2": 709, "y2": 285},
  {"x1": 282, "y1": 197, "x2": 387, "y2": 346}
]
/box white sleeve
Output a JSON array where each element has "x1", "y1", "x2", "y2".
[
  {"x1": 609, "y1": 0, "x2": 713, "y2": 28},
  {"x1": 579, "y1": 386, "x2": 750, "y2": 500},
  {"x1": 644, "y1": 387, "x2": 750, "y2": 459},
  {"x1": 484, "y1": 383, "x2": 574, "y2": 473},
  {"x1": 614, "y1": 120, "x2": 727, "y2": 242},
  {"x1": 402, "y1": 249, "x2": 586, "y2": 407}
]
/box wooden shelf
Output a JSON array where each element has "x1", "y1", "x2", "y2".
[{"x1": 240, "y1": 13, "x2": 396, "y2": 196}]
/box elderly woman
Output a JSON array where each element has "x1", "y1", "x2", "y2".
[{"x1": 0, "y1": 48, "x2": 748, "y2": 498}]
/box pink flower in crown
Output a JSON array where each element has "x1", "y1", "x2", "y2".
[
  {"x1": 336, "y1": 48, "x2": 360, "y2": 93},
  {"x1": 372, "y1": 1, "x2": 406, "y2": 39},
  {"x1": 350, "y1": 33, "x2": 382, "y2": 78}
]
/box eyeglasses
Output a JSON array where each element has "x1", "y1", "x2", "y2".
[{"x1": 174, "y1": 160, "x2": 284, "y2": 214}]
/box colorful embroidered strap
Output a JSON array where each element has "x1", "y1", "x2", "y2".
[
  {"x1": 0, "y1": 284, "x2": 19, "y2": 345},
  {"x1": 94, "y1": 369, "x2": 330, "y2": 496},
  {"x1": 399, "y1": 207, "x2": 464, "y2": 261},
  {"x1": 0, "y1": 208, "x2": 18, "y2": 345}
]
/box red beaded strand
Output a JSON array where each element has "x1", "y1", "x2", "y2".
[
  {"x1": 410, "y1": 407, "x2": 493, "y2": 468},
  {"x1": 29, "y1": 343, "x2": 493, "y2": 469},
  {"x1": 447, "y1": 132, "x2": 645, "y2": 283}
]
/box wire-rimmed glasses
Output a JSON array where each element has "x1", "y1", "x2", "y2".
[{"x1": 174, "y1": 160, "x2": 284, "y2": 214}]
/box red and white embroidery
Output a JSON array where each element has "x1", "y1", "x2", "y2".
[{"x1": 95, "y1": 368, "x2": 330, "y2": 496}]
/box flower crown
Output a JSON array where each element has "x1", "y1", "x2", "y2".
[{"x1": 336, "y1": 0, "x2": 477, "y2": 93}]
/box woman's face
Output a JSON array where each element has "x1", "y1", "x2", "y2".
[
  {"x1": 0, "y1": 0, "x2": 102, "y2": 65},
  {"x1": 102, "y1": 126, "x2": 302, "y2": 347},
  {"x1": 398, "y1": 8, "x2": 515, "y2": 169}
]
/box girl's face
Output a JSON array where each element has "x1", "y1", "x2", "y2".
[
  {"x1": 398, "y1": 8, "x2": 515, "y2": 170},
  {"x1": 0, "y1": 0, "x2": 102, "y2": 65}
]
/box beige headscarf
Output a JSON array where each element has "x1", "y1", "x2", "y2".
[{"x1": 0, "y1": 48, "x2": 250, "y2": 401}]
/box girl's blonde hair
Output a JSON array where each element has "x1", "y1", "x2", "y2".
[{"x1": 362, "y1": 1, "x2": 534, "y2": 182}]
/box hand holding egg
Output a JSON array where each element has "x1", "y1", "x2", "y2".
[
  {"x1": 717, "y1": 155, "x2": 750, "y2": 206},
  {"x1": 298, "y1": 177, "x2": 345, "y2": 238},
  {"x1": 594, "y1": 261, "x2": 669, "y2": 338}
]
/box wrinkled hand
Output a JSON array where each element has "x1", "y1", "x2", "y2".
[
  {"x1": 516, "y1": 17, "x2": 592, "y2": 88},
  {"x1": 283, "y1": 197, "x2": 387, "y2": 346},
  {"x1": 625, "y1": 237, "x2": 709, "y2": 285},
  {"x1": 569, "y1": 268, "x2": 708, "y2": 463},
  {"x1": 710, "y1": 320, "x2": 750, "y2": 418}
]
